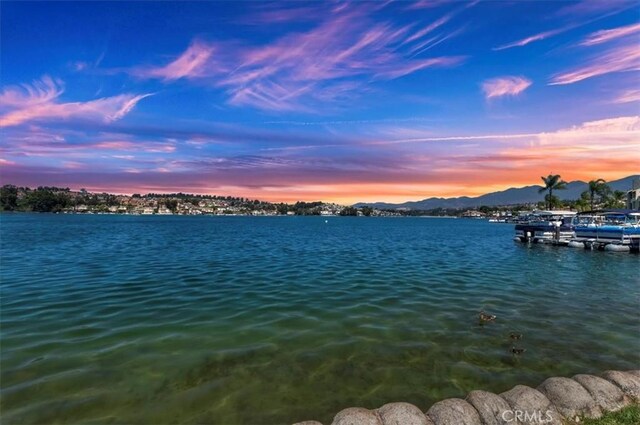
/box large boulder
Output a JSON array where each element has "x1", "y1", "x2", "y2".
[
  {"x1": 466, "y1": 390, "x2": 512, "y2": 425},
  {"x1": 602, "y1": 370, "x2": 640, "y2": 401},
  {"x1": 332, "y1": 407, "x2": 382, "y2": 425},
  {"x1": 426, "y1": 398, "x2": 481, "y2": 425},
  {"x1": 376, "y1": 402, "x2": 433, "y2": 425},
  {"x1": 573, "y1": 374, "x2": 628, "y2": 412},
  {"x1": 500, "y1": 385, "x2": 563, "y2": 425},
  {"x1": 537, "y1": 377, "x2": 600, "y2": 420},
  {"x1": 627, "y1": 370, "x2": 640, "y2": 379}
]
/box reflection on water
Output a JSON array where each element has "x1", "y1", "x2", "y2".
[{"x1": 1, "y1": 214, "x2": 638, "y2": 424}]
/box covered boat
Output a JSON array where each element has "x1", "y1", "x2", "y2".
[
  {"x1": 514, "y1": 210, "x2": 577, "y2": 244},
  {"x1": 573, "y1": 210, "x2": 640, "y2": 251}
]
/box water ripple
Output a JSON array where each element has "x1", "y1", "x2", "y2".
[{"x1": 1, "y1": 214, "x2": 638, "y2": 424}]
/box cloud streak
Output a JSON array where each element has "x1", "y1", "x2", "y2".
[
  {"x1": 493, "y1": 28, "x2": 566, "y2": 51},
  {"x1": 0, "y1": 76, "x2": 151, "y2": 127},
  {"x1": 613, "y1": 89, "x2": 640, "y2": 104},
  {"x1": 580, "y1": 22, "x2": 640, "y2": 46},
  {"x1": 132, "y1": 40, "x2": 215, "y2": 81},
  {"x1": 127, "y1": 6, "x2": 465, "y2": 111},
  {"x1": 550, "y1": 44, "x2": 640, "y2": 85},
  {"x1": 481, "y1": 76, "x2": 532, "y2": 99}
]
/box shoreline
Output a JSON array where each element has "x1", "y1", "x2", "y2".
[{"x1": 295, "y1": 369, "x2": 640, "y2": 425}]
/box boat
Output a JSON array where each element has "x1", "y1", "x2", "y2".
[
  {"x1": 572, "y1": 210, "x2": 640, "y2": 251},
  {"x1": 514, "y1": 210, "x2": 577, "y2": 244}
]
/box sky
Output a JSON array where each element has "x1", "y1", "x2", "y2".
[{"x1": 1, "y1": 1, "x2": 639, "y2": 204}]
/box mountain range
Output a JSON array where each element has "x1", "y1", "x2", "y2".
[{"x1": 354, "y1": 175, "x2": 639, "y2": 210}]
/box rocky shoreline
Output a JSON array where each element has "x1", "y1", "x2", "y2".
[{"x1": 294, "y1": 369, "x2": 640, "y2": 425}]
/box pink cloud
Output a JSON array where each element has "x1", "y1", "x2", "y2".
[
  {"x1": 132, "y1": 40, "x2": 214, "y2": 81},
  {"x1": 0, "y1": 76, "x2": 152, "y2": 127},
  {"x1": 550, "y1": 43, "x2": 640, "y2": 85},
  {"x1": 0, "y1": 75, "x2": 63, "y2": 107},
  {"x1": 128, "y1": 8, "x2": 465, "y2": 112},
  {"x1": 613, "y1": 89, "x2": 640, "y2": 104},
  {"x1": 482, "y1": 76, "x2": 532, "y2": 99},
  {"x1": 493, "y1": 28, "x2": 566, "y2": 51},
  {"x1": 580, "y1": 22, "x2": 640, "y2": 46},
  {"x1": 494, "y1": 1, "x2": 636, "y2": 51},
  {"x1": 556, "y1": 1, "x2": 635, "y2": 18},
  {"x1": 91, "y1": 140, "x2": 176, "y2": 153},
  {"x1": 404, "y1": 15, "x2": 451, "y2": 44}
]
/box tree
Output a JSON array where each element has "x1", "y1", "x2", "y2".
[
  {"x1": 604, "y1": 190, "x2": 626, "y2": 209},
  {"x1": 22, "y1": 188, "x2": 70, "y2": 212},
  {"x1": 539, "y1": 174, "x2": 567, "y2": 209},
  {"x1": 574, "y1": 191, "x2": 591, "y2": 212},
  {"x1": 339, "y1": 206, "x2": 358, "y2": 216},
  {"x1": 360, "y1": 206, "x2": 374, "y2": 216},
  {"x1": 586, "y1": 179, "x2": 609, "y2": 211},
  {"x1": 164, "y1": 199, "x2": 178, "y2": 212},
  {"x1": 545, "y1": 194, "x2": 562, "y2": 209},
  {"x1": 0, "y1": 185, "x2": 19, "y2": 211}
]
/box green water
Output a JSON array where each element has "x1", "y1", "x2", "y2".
[{"x1": 1, "y1": 214, "x2": 638, "y2": 424}]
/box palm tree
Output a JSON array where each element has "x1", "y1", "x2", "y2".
[
  {"x1": 586, "y1": 179, "x2": 609, "y2": 211},
  {"x1": 539, "y1": 174, "x2": 567, "y2": 209}
]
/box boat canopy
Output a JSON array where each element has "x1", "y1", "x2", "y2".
[{"x1": 533, "y1": 210, "x2": 577, "y2": 216}]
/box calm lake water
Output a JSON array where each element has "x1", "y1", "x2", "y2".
[{"x1": 1, "y1": 214, "x2": 639, "y2": 424}]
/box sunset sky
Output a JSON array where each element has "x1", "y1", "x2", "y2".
[{"x1": 1, "y1": 1, "x2": 639, "y2": 204}]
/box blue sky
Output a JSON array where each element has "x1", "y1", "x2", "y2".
[{"x1": 1, "y1": 1, "x2": 639, "y2": 203}]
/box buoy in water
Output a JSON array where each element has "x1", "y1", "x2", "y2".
[
  {"x1": 567, "y1": 241, "x2": 584, "y2": 249},
  {"x1": 604, "y1": 243, "x2": 630, "y2": 252}
]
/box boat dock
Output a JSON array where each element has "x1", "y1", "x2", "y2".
[{"x1": 514, "y1": 210, "x2": 640, "y2": 253}]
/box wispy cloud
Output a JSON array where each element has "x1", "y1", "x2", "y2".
[
  {"x1": 494, "y1": 1, "x2": 635, "y2": 51},
  {"x1": 481, "y1": 76, "x2": 532, "y2": 99},
  {"x1": 132, "y1": 40, "x2": 215, "y2": 81},
  {"x1": 580, "y1": 22, "x2": 640, "y2": 46},
  {"x1": 0, "y1": 76, "x2": 151, "y2": 127},
  {"x1": 613, "y1": 89, "x2": 640, "y2": 104},
  {"x1": 555, "y1": 0, "x2": 635, "y2": 18},
  {"x1": 127, "y1": 6, "x2": 465, "y2": 111},
  {"x1": 493, "y1": 28, "x2": 566, "y2": 51},
  {"x1": 550, "y1": 43, "x2": 640, "y2": 85}
]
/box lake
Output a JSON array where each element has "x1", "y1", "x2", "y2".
[{"x1": 1, "y1": 214, "x2": 638, "y2": 424}]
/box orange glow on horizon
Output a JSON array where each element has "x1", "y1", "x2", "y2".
[{"x1": 63, "y1": 168, "x2": 637, "y2": 205}]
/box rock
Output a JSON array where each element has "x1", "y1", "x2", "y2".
[
  {"x1": 626, "y1": 370, "x2": 640, "y2": 379},
  {"x1": 426, "y1": 398, "x2": 481, "y2": 425},
  {"x1": 293, "y1": 422, "x2": 323, "y2": 425},
  {"x1": 573, "y1": 374, "x2": 628, "y2": 412},
  {"x1": 376, "y1": 402, "x2": 433, "y2": 425},
  {"x1": 537, "y1": 377, "x2": 601, "y2": 420},
  {"x1": 332, "y1": 407, "x2": 382, "y2": 425},
  {"x1": 466, "y1": 390, "x2": 512, "y2": 425},
  {"x1": 602, "y1": 371, "x2": 640, "y2": 401},
  {"x1": 500, "y1": 385, "x2": 563, "y2": 425}
]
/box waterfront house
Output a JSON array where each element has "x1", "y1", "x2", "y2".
[{"x1": 462, "y1": 210, "x2": 485, "y2": 218}]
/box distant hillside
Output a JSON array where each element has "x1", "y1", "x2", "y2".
[{"x1": 354, "y1": 175, "x2": 639, "y2": 210}]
